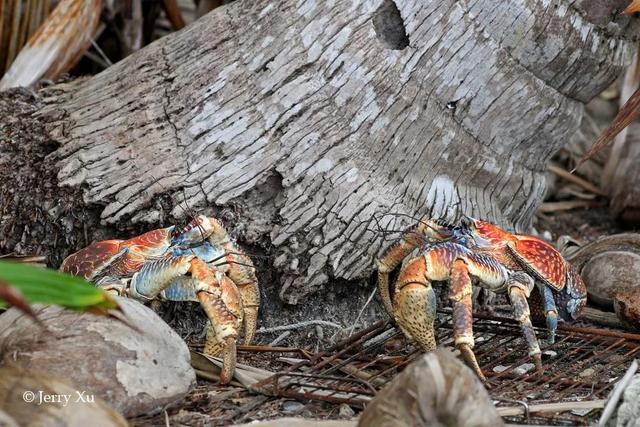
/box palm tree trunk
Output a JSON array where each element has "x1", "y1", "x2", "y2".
[{"x1": 2, "y1": 0, "x2": 639, "y2": 304}]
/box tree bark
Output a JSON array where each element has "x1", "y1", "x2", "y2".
[{"x1": 2, "y1": 0, "x2": 639, "y2": 304}]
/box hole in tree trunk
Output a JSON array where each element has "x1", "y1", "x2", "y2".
[{"x1": 372, "y1": 0, "x2": 409, "y2": 50}]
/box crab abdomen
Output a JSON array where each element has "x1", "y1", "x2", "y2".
[{"x1": 507, "y1": 235, "x2": 567, "y2": 291}]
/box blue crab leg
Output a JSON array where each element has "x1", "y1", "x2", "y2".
[
  {"x1": 507, "y1": 272, "x2": 542, "y2": 372},
  {"x1": 538, "y1": 284, "x2": 559, "y2": 346},
  {"x1": 377, "y1": 219, "x2": 455, "y2": 318},
  {"x1": 129, "y1": 255, "x2": 193, "y2": 301}
]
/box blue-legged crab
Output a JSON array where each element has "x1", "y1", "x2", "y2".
[
  {"x1": 60, "y1": 215, "x2": 260, "y2": 384},
  {"x1": 376, "y1": 215, "x2": 587, "y2": 380}
]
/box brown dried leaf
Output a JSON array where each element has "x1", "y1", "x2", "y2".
[
  {"x1": 0, "y1": 0, "x2": 102, "y2": 89},
  {"x1": 0, "y1": 280, "x2": 41, "y2": 325},
  {"x1": 574, "y1": 86, "x2": 640, "y2": 172}
]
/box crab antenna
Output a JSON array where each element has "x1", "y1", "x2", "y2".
[
  {"x1": 212, "y1": 260, "x2": 258, "y2": 269},
  {"x1": 375, "y1": 212, "x2": 454, "y2": 234},
  {"x1": 129, "y1": 155, "x2": 200, "y2": 232}
]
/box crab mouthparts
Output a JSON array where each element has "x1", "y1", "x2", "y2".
[{"x1": 460, "y1": 214, "x2": 476, "y2": 228}]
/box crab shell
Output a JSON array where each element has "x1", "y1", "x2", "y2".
[
  {"x1": 60, "y1": 215, "x2": 224, "y2": 281},
  {"x1": 60, "y1": 228, "x2": 172, "y2": 280}
]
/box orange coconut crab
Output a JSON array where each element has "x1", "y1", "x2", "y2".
[
  {"x1": 60, "y1": 215, "x2": 260, "y2": 384},
  {"x1": 376, "y1": 215, "x2": 586, "y2": 380}
]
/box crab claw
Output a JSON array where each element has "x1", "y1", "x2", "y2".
[{"x1": 191, "y1": 259, "x2": 243, "y2": 385}]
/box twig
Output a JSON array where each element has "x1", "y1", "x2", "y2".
[
  {"x1": 321, "y1": 356, "x2": 387, "y2": 387},
  {"x1": 90, "y1": 38, "x2": 112, "y2": 66},
  {"x1": 539, "y1": 200, "x2": 602, "y2": 213},
  {"x1": 164, "y1": 410, "x2": 170, "y2": 427},
  {"x1": 162, "y1": 0, "x2": 185, "y2": 30},
  {"x1": 581, "y1": 307, "x2": 624, "y2": 329},
  {"x1": 348, "y1": 286, "x2": 378, "y2": 336},
  {"x1": 497, "y1": 399, "x2": 606, "y2": 417},
  {"x1": 547, "y1": 164, "x2": 606, "y2": 196},
  {"x1": 256, "y1": 320, "x2": 343, "y2": 334},
  {"x1": 598, "y1": 359, "x2": 638, "y2": 426},
  {"x1": 236, "y1": 344, "x2": 305, "y2": 353},
  {"x1": 268, "y1": 331, "x2": 290, "y2": 346},
  {"x1": 83, "y1": 51, "x2": 110, "y2": 69}
]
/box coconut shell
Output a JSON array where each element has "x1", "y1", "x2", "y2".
[{"x1": 613, "y1": 287, "x2": 640, "y2": 330}]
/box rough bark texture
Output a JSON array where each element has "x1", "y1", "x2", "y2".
[{"x1": 2, "y1": 0, "x2": 639, "y2": 306}]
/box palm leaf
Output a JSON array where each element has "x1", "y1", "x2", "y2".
[{"x1": 0, "y1": 260, "x2": 118, "y2": 311}]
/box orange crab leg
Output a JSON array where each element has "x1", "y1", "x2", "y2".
[
  {"x1": 393, "y1": 256, "x2": 437, "y2": 352},
  {"x1": 449, "y1": 259, "x2": 484, "y2": 379},
  {"x1": 507, "y1": 272, "x2": 542, "y2": 371},
  {"x1": 219, "y1": 241, "x2": 260, "y2": 345},
  {"x1": 192, "y1": 258, "x2": 243, "y2": 385},
  {"x1": 129, "y1": 256, "x2": 242, "y2": 384},
  {"x1": 393, "y1": 242, "x2": 511, "y2": 380}
]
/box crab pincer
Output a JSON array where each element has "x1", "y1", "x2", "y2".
[
  {"x1": 131, "y1": 256, "x2": 243, "y2": 384},
  {"x1": 190, "y1": 258, "x2": 244, "y2": 384}
]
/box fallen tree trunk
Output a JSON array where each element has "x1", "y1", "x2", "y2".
[{"x1": 1, "y1": 0, "x2": 639, "y2": 305}]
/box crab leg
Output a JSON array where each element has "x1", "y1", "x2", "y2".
[
  {"x1": 538, "y1": 284, "x2": 559, "y2": 346},
  {"x1": 393, "y1": 256, "x2": 438, "y2": 352},
  {"x1": 377, "y1": 219, "x2": 454, "y2": 318},
  {"x1": 449, "y1": 259, "x2": 485, "y2": 380},
  {"x1": 192, "y1": 260, "x2": 243, "y2": 385},
  {"x1": 447, "y1": 252, "x2": 508, "y2": 380},
  {"x1": 129, "y1": 256, "x2": 243, "y2": 384},
  {"x1": 129, "y1": 255, "x2": 194, "y2": 301},
  {"x1": 507, "y1": 272, "x2": 542, "y2": 371},
  {"x1": 220, "y1": 241, "x2": 260, "y2": 345}
]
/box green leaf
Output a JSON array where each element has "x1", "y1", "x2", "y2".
[{"x1": 0, "y1": 261, "x2": 118, "y2": 310}]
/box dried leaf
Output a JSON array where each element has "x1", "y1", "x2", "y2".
[
  {"x1": 0, "y1": 280, "x2": 41, "y2": 324},
  {"x1": 0, "y1": 0, "x2": 102, "y2": 89},
  {"x1": 573, "y1": 86, "x2": 640, "y2": 172}
]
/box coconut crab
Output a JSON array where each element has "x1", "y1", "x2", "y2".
[
  {"x1": 60, "y1": 215, "x2": 260, "y2": 384},
  {"x1": 376, "y1": 215, "x2": 586, "y2": 380}
]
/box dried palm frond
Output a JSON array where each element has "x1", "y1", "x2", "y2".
[
  {"x1": 0, "y1": 0, "x2": 102, "y2": 89},
  {"x1": 0, "y1": 0, "x2": 53, "y2": 75}
]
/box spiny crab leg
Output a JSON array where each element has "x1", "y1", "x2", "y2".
[
  {"x1": 376, "y1": 219, "x2": 455, "y2": 318},
  {"x1": 129, "y1": 255, "x2": 243, "y2": 384}
]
